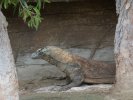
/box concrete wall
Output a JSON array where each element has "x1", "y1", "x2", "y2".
[{"x1": 5, "y1": 0, "x2": 117, "y2": 90}]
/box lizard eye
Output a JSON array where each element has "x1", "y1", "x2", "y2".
[{"x1": 37, "y1": 48, "x2": 42, "y2": 52}]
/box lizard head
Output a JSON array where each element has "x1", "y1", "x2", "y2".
[{"x1": 31, "y1": 47, "x2": 50, "y2": 59}]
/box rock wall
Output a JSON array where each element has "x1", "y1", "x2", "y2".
[{"x1": 4, "y1": 0, "x2": 117, "y2": 90}]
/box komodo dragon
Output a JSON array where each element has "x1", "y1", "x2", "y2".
[{"x1": 31, "y1": 46, "x2": 115, "y2": 91}]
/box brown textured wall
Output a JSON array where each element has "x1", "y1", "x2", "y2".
[{"x1": 5, "y1": 0, "x2": 117, "y2": 60}]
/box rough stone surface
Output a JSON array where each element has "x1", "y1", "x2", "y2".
[
  {"x1": 33, "y1": 84, "x2": 112, "y2": 93},
  {"x1": 93, "y1": 46, "x2": 114, "y2": 62}
]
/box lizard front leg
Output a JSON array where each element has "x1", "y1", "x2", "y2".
[{"x1": 59, "y1": 63, "x2": 84, "y2": 91}]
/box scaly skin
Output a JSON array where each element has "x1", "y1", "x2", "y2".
[{"x1": 31, "y1": 46, "x2": 115, "y2": 91}]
